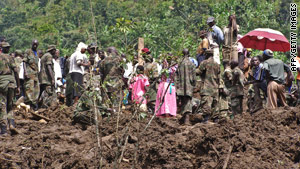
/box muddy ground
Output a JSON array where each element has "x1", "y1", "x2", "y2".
[{"x1": 1, "y1": 104, "x2": 300, "y2": 169}]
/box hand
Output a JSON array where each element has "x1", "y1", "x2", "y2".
[
  {"x1": 16, "y1": 88, "x2": 20, "y2": 95},
  {"x1": 51, "y1": 80, "x2": 55, "y2": 86}
]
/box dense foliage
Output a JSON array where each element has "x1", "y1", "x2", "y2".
[{"x1": 0, "y1": 0, "x2": 299, "y2": 60}]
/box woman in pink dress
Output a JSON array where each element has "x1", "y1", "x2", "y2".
[
  {"x1": 129, "y1": 65, "x2": 150, "y2": 111},
  {"x1": 155, "y1": 56, "x2": 177, "y2": 117}
]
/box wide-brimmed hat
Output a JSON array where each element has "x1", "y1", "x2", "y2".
[
  {"x1": 1, "y1": 42, "x2": 10, "y2": 48},
  {"x1": 46, "y1": 45, "x2": 56, "y2": 52},
  {"x1": 207, "y1": 16, "x2": 215, "y2": 24}
]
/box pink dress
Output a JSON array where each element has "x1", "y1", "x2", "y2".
[
  {"x1": 129, "y1": 74, "x2": 150, "y2": 104},
  {"x1": 155, "y1": 64, "x2": 177, "y2": 117}
]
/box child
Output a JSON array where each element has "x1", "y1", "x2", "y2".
[{"x1": 129, "y1": 65, "x2": 149, "y2": 111}]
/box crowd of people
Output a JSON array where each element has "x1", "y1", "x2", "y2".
[{"x1": 0, "y1": 15, "x2": 299, "y2": 136}]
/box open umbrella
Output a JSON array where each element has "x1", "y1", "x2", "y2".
[{"x1": 238, "y1": 28, "x2": 290, "y2": 52}]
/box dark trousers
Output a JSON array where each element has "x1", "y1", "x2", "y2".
[
  {"x1": 231, "y1": 96, "x2": 243, "y2": 115},
  {"x1": 71, "y1": 72, "x2": 83, "y2": 97},
  {"x1": 178, "y1": 96, "x2": 192, "y2": 114}
]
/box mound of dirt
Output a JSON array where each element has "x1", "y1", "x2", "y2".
[{"x1": 1, "y1": 105, "x2": 300, "y2": 168}]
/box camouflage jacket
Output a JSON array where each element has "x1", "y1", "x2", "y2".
[
  {"x1": 230, "y1": 67, "x2": 244, "y2": 98},
  {"x1": 222, "y1": 67, "x2": 232, "y2": 90},
  {"x1": 39, "y1": 52, "x2": 54, "y2": 85},
  {"x1": 0, "y1": 53, "x2": 16, "y2": 76},
  {"x1": 196, "y1": 57, "x2": 220, "y2": 97},
  {"x1": 100, "y1": 54, "x2": 124, "y2": 81},
  {"x1": 24, "y1": 49, "x2": 39, "y2": 77},
  {"x1": 175, "y1": 57, "x2": 195, "y2": 97},
  {"x1": 0, "y1": 53, "x2": 17, "y2": 90},
  {"x1": 14, "y1": 56, "x2": 23, "y2": 73}
]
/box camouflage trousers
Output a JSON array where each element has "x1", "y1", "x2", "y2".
[
  {"x1": 0, "y1": 88, "x2": 15, "y2": 126},
  {"x1": 65, "y1": 74, "x2": 74, "y2": 106},
  {"x1": 219, "y1": 95, "x2": 230, "y2": 119},
  {"x1": 178, "y1": 96, "x2": 192, "y2": 114},
  {"x1": 24, "y1": 77, "x2": 40, "y2": 105},
  {"x1": 231, "y1": 96, "x2": 243, "y2": 116},
  {"x1": 39, "y1": 84, "x2": 57, "y2": 108},
  {"x1": 198, "y1": 95, "x2": 218, "y2": 119}
]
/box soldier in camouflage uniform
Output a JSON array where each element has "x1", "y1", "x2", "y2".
[
  {"x1": 142, "y1": 49, "x2": 160, "y2": 112},
  {"x1": 196, "y1": 49, "x2": 220, "y2": 121},
  {"x1": 219, "y1": 60, "x2": 232, "y2": 118},
  {"x1": 0, "y1": 42, "x2": 20, "y2": 135},
  {"x1": 230, "y1": 60, "x2": 244, "y2": 116},
  {"x1": 64, "y1": 56, "x2": 74, "y2": 106},
  {"x1": 24, "y1": 40, "x2": 40, "y2": 110},
  {"x1": 175, "y1": 49, "x2": 195, "y2": 116},
  {"x1": 38, "y1": 45, "x2": 57, "y2": 108},
  {"x1": 100, "y1": 47, "x2": 124, "y2": 111}
]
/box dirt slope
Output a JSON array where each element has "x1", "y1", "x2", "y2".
[{"x1": 1, "y1": 105, "x2": 300, "y2": 169}]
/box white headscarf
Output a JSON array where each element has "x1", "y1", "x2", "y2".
[{"x1": 76, "y1": 42, "x2": 88, "y2": 52}]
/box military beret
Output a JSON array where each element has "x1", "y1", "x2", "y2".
[{"x1": 15, "y1": 50, "x2": 23, "y2": 56}]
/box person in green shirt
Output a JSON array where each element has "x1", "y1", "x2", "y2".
[{"x1": 262, "y1": 49, "x2": 293, "y2": 108}]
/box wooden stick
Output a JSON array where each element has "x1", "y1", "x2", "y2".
[
  {"x1": 223, "y1": 145, "x2": 233, "y2": 169},
  {"x1": 138, "y1": 37, "x2": 144, "y2": 65},
  {"x1": 0, "y1": 157, "x2": 22, "y2": 163},
  {"x1": 211, "y1": 144, "x2": 220, "y2": 158},
  {"x1": 30, "y1": 111, "x2": 51, "y2": 122},
  {"x1": 118, "y1": 135, "x2": 129, "y2": 163}
]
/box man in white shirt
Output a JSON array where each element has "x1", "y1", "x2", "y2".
[
  {"x1": 69, "y1": 42, "x2": 90, "y2": 105},
  {"x1": 53, "y1": 49, "x2": 64, "y2": 100}
]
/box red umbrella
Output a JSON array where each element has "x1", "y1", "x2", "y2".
[{"x1": 238, "y1": 28, "x2": 290, "y2": 52}]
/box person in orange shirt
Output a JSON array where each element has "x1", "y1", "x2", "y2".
[
  {"x1": 296, "y1": 45, "x2": 300, "y2": 103},
  {"x1": 196, "y1": 30, "x2": 209, "y2": 66}
]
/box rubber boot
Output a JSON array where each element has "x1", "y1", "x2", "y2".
[
  {"x1": 8, "y1": 119, "x2": 19, "y2": 135},
  {"x1": 201, "y1": 115, "x2": 209, "y2": 123},
  {"x1": 32, "y1": 103, "x2": 39, "y2": 111},
  {"x1": 0, "y1": 123, "x2": 7, "y2": 136},
  {"x1": 184, "y1": 114, "x2": 190, "y2": 125}
]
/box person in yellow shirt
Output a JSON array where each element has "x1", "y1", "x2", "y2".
[{"x1": 196, "y1": 30, "x2": 209, "y2": 66}]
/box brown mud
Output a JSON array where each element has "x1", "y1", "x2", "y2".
[{"x1": 1, "y1": 105, "x2": 300, "y2": 169}]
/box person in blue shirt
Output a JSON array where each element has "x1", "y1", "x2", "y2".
[
  {"x1": 245, "y1": 56, "x2": 267, "y2": 113},
  {"x1": 206, "y1": 16, "x2": 224, "y2": 64},
  {"x1": 207, "y1": 16, "x2": 224, "y2": 47},
  {"x1": 189, "y1": 57, "x2": 198, "y2": 67}
]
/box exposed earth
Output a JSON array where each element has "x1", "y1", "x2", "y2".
[{"x1": 1, "y1": 104, "x2": 300, "y2": 169}]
